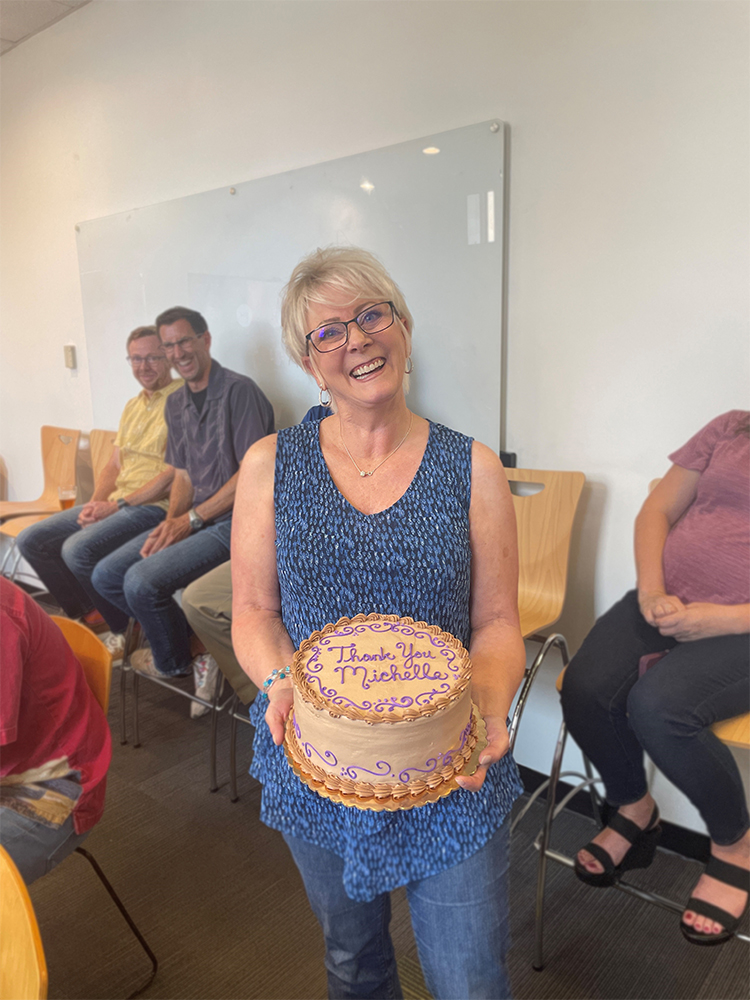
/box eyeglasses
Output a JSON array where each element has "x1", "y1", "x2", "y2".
[
  {"x1": 126, "y1": 354, "x2": 167, "y2": 367},
  {"x1": 306, "y1": 302, "x2": 396, "y2": 354},
  {"x1": 161, "y1": 332, "x2": 206, "y2": 356}
]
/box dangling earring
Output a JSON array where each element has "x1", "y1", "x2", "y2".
[
  {"x1": 319, "y1": 386, "x2": 332, "y2": 407},
  {"x1": 404, "y1": 357, "x2": 413, "y2": 375}
]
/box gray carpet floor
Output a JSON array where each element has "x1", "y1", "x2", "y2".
[{"x1": 28, "y1": 667, "x2": 749, "y2": 1000}]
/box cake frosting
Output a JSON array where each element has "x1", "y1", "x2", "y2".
[{"x1": 284, "y1": 613, "x2": 480, "y2": 809}]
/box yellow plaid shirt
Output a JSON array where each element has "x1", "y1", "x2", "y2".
[{"x1": 110, "y1": 379, "x2": 183, "y2": 509}]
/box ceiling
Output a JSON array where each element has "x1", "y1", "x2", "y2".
[{"x1": 0, "y1": 0, "x2": 92, "y2": 56}]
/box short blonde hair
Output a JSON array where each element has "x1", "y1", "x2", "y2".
[{"x1": 281, "y1": 246, "x2": 413, "y2": 372}]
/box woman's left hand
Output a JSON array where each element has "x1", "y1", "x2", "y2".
[
  {"x1": 454, "y1": 714, "x2": 510, "y2": 792},
  {"x1": 656, "y1": 602, "x2": 750, "y2": 641}
]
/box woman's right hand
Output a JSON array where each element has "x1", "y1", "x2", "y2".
[
  {"x1": 638, "y1": 590, "x2": 685, "y2": 627},
  {"x1": 264, "y1": 680, "x2": 294, "y2": 745}
]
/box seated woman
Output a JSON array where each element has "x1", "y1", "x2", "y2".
[
  {"x1": 562, "y1": 410, "x2": 749, "y2": 946},
  {"x1": 231, "y1": 246, "x2": 526, "y2": 998}
]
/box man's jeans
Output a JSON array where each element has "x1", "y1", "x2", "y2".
[
  {"x1": 16, "y1": 505, "x2": 166, "y2": 631},
  {"x1": 92, "y1": 519, "x2": 232, "y2": 676},
  {"x1": 283, "y1": 817, "x2": 512, "y2": 1000},
  {"x1": 1, "y1": 808, "x2": 89, "y2": 885}
]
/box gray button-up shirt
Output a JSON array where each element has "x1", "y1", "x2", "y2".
[{"x1": 164, "y1": 360, "x2": 274, "y2": 522}]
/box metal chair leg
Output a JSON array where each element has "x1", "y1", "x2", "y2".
[
  {"x1": 534, "y1": 717, "x2": 569, "y2": 971},
  {"x1": 230, "y1": 694, "x2": 240, "y2": 803},
  {"x1": 7, "y1": 545, "x2": 23, "y2": 582},
  {"x1": 509, "y1": 633, "x2": 570, "y2": 753},
  {"x1": 119, "y1": 619, "x2": 140, "y2": 746},
  {"x1": 209, "y1": 675, "x2": 225, "y2": 793},
  {"x1": 132, "y1": 671, "x2": 141, "y2": 748},
  {"x1": 0, "y1": 538, "x2": 16, "y2": 577},
  {"x1": 74, "y1": 847, "x2": 158, "y2": 998},
  {"x1": 583, "y1": 754, "x2": 606, "y2": 827},
  {"x1": 119, "y1": 665, "x2": 129, "y2": 746}
]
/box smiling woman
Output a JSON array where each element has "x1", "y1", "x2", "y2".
[{"x1": 230, "y1": 246, "x2": 527, "y2": 999}]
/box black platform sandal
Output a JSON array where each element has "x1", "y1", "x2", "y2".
[
  {"x1": 574, "y1": 805, "x2": 661, "y2": 888},
  {"x1": 681, "y1": 856, "x2": 750, "y2": 946}
]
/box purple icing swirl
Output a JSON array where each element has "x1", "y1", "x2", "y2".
[
  {"x1": 341, "y1": 760, "x2": 393, "y2": 780},
  {"x1": 302, "y1": 742, "x2": 338, "y2": 767},
  {"x1": 397, "y1": 719, "x2": 472, "y2": 781}
]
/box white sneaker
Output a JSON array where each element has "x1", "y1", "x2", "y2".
[
  {"x1": 191, "y1": 653, "x2": 219, "y2": 719},
  {"x1": 130, "y1": 646, "x2": 163, "y2": 677},
  {"x1": 100, "y1": 631, "x2": 126, "y2": 663}
]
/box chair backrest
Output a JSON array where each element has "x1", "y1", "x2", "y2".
[
  {"x1": 89, "y1": 429, "x2": 118, "y2": 483},
  {"x1": 0, "y1": 846, "x2": 48, "y2": 1000},
  {"x1": 40, "y1": 427, "x2": 81, "y2": 505},
  {"x1": 504, "y1": 468, "x2": 585, "y2": 638},
  {"x1": 50, "y1": 617, "x2": 112, "y2": 713}
]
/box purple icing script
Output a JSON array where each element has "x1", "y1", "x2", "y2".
[{"x1": 303, "y1": 621, "x2": 462, "y2": 713}]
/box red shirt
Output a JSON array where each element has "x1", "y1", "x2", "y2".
[
  {"x1": 663, "y1": 410, "x2": 750, "y2": 606},
  {"x1": 0, "y1": 580, "x2": 112, "y2": 833}
]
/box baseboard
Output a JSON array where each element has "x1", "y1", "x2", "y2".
[{"x1": 517, "y1": 764, "x2": 710, "y2": 863}]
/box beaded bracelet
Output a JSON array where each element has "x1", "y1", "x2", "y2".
[{"x1": 261, "y1": 665, "x2": 291, "y2": 696}]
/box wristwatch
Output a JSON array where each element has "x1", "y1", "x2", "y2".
[
  {"x1": 188, "y1": 508, "x2": 205, "y2": 533},
  {"x1": 116, "y1": 498, "x2": 129, "y2": 510}
]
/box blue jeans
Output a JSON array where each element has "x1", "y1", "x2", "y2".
[
  {"x1": 283, "y1": 817, "x2": 512, "y2": 1000},
  {"x1": 1, "y1": 808, "x2": 89, "y2": 885},
  {"x1": 16, "y1": 505, "x2": 166, "y2": 630},
  {"x1": 561, "y1": 589, "x2": 750, "y2": 845},
  {"x1": 91, "y1": 519, "x2": 232, "y2": 676}
]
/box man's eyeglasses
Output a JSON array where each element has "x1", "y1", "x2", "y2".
[
  {"x1": 161, "y1": 332, "x2": 206, "y2": 356},
  {"x1": 306, "y1": 302, "x2": 396, "y2": 354},
  {"x1": 126, "y1": 354, "x2": 167, "y2": 367}
]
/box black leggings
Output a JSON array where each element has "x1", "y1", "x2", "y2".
[{"x1": 561, "y1": 590, "x2": 750, "y2": 845}]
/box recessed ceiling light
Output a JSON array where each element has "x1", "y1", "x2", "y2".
[
  {"x1": 360, "y1": 180, "x2": 375, "y2": 193},
  {"x1": 422, "y1": 147, "x2": 440, "y2": 155}
]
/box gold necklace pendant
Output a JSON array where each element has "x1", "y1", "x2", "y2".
[{"x1": 341, "y1": 413, "x2": 414, "y2": 479}]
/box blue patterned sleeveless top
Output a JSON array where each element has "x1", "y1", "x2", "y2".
[{"x1": 248, "y1": 419, "x2": 522, "y2": 901}]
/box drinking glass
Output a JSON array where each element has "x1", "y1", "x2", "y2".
[{"x1": 58, "y1": 486, "x2": 77, "y2": 510}]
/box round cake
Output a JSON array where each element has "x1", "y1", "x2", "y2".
[{"x1": 283, "y1": 613, "x2": 482, "y2": 810}]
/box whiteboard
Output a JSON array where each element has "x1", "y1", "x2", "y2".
[{"x1": 76, "y1": 120, "x2": 507, "y2": 450}]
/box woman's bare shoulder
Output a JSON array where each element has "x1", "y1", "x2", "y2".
[
  {"x1": 242, "y1": 432, "x2": 277, "y2": 466},
  {"x1": 471, "y1": 440, "x2": 506, "y2": 482},
  {"x1": 239, "y1": 433, "x2": 278, "y2": 493}
]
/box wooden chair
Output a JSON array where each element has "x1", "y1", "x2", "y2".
[
  {"x1": 0, "y1": 427, "x2": 80, "y2": 521},
  {"x1": 0, "y1": 846, "x2": 47, "y2": 1000},
  {"x1": 47, "y1": 617, "x2": 158, "y2": 997},
  {"x1": 0, "y1": 429, "x2": 116, "y2": 585},
  {"x1": 0, "y1": 428, "x2": 81, "y2": 583},
  {"x1": 89, "y1": 428, "x2": 118, "y2": 481},
  {"x1": 51, "y1": 617, "x2": 113, "y2": 712},
  {"x1": 504, "y1": 468, "x2": 586, "y2": 751}
]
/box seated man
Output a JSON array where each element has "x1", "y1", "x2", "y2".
[
  {"x1": 92, "y1": 307, "x2": 274, "y2": 717},
  {"x1": 17, "y1": 326, "x2": 182, "y2": 655},
  {"x1": 181, "y1": 404, "x2": 330, "y2": 706},
  {"x1": 0, "y1": 579, "x2": 112, "y2": 884}
]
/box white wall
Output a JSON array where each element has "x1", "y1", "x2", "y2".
[{"x1": 1, "y1": 0, "x2": 748, "y2": 832}]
